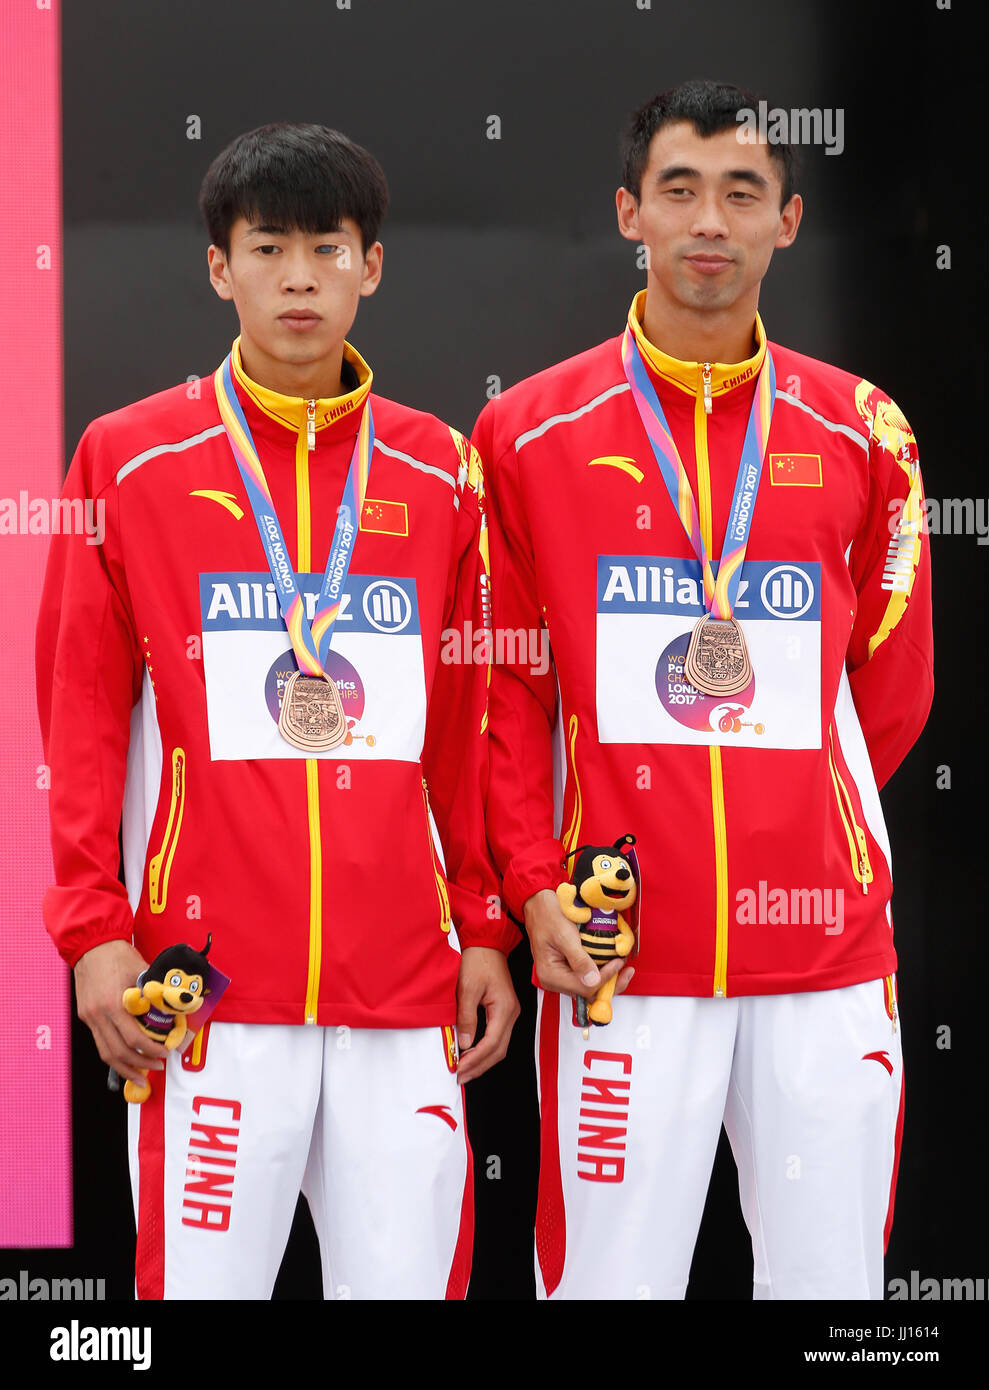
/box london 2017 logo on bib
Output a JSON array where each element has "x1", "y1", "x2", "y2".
[{"x1": 596, "y1": 555, "x2": 822, "y2": 750}]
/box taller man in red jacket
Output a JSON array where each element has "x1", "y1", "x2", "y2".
[
  {"x1": 37, "y1": 123, "x2": 519, "y2": 1299},
  {"x1": 474, "y1": 81, "x2": 932, "y2": 1299}
]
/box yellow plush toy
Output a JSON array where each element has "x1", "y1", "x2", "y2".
[
  {"x1": 121, "y1": 936, "x2": 212, "y2": 1103},
  {"x1": 557, "y1": 835, "x2": 638, "y2": 1032}
]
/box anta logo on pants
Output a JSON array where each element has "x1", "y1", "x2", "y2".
[
  {"x1": 182, "y1": 1096, "x2": 240, "y2": 1231},
  {"x1": 577, "y1": 1052, "x2": 631, "y2": 1183}
]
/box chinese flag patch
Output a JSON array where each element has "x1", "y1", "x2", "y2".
[
  {"x1": 769, "y1": 453, "x2": 822, "y2": 486},
  {"x1": 359, "y1": 498, "x2": 409, "y2": 536}
]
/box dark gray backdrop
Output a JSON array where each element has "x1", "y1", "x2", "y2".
[{"x1": 11, "y1": 0, "x2": 981, "y2": 1312}]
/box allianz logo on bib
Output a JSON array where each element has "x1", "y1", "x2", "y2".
[
  {"x1": 199, "y1": 571, "x2": 421, "y2": 636},
  {"x1": 362, "y1": 579, "x2": 414, "y2": 632},
  {"x1": 597, "y1": 555, "x2": 821, "y2": 622}
]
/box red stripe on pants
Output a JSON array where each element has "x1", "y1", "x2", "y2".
[
  {"x1": 884, "y1": 1065, "x2": 906, "y2": 1254},
  {"x1": 535, "y1": 993, "x2": 566, "y2": 1295},
  {"x1": 444, "y1": 1087, "x2": 475, "y2": 1299},
  {"x1": 135, "y1": 1068, "x2": 167, "y2": 1300}
]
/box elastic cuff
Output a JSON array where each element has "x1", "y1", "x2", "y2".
[
  {"x1": 502, "y1": 837, "x2": 569, "y2": 921},
  {"x1": 457, "y1": 921, "x2": 523, "y2": 955}
]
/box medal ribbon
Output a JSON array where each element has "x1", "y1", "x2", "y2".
[
  {"x1": 620, "y1": 328, "x2": 775, "y2": 618},
  {"x1": 213, "y1": 354, "x2": 373, "y2": 675}
]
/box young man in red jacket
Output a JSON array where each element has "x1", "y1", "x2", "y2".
[
  {"x1": 474, "y1": 80, "x2": 932, "y2": 1299},
  {"x1": 37, "y1": 123, "x2": 519, "y2": 1299}
]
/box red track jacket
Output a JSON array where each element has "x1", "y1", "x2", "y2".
[
  {"x1": 474, "y1": 292, "x2": 932, "y2": 998},
  {"x1": 37, "y1": 339, "x2": 516, "y2": 1028}
]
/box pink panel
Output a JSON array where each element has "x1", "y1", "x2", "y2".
[{"x1": 0, "y1": 1, "x2": 72, "y2": 1246}]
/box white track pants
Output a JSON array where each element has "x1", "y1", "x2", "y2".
[
  {"x1": 128, "y1": 1021, "x2": 472, "y2": 1299},
  {"x1": 535, "y1": 980, "x2": 903, "y2": 1300}
]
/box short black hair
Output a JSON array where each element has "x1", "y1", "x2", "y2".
[
  {"x1": 199, "y1": 123, "x2": 389, "y2": 256},
  {"x1": 621, "y1": 80, "x2": 797, "y2": 208}
]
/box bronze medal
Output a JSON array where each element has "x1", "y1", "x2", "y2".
[
  {"x1": 277, "y1": 671, "x2": 348, "y2": 752},
  {"x1": 684, "y1": 614, "x2": 753, "y2": 697}
]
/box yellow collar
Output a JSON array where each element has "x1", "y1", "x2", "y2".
[
  {"x1": 230, "y1": 336, "x2": 372, "y2": 434},
  {"x1": 627, "y1": 289, "x2": 766, "y2": 398}
]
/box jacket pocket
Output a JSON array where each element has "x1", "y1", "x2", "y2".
[
  {"x1": 827, "y1": 726, "x2": 873, "y2": 894},
  {"x1": 148, "y1": 748, "x2": 186, "y2": 914}
]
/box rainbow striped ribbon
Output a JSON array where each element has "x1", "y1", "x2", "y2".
[
  {"x1": 620, "y1": 328, "x2": 775, "y2": 619},
  {"x1": 213, "y1": 354, "x2": 373, "y2": 675}
]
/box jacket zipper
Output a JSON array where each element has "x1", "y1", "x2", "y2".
[
  {"x1": 296, "y1": 413, "x2": 324, "y2": 1023},
  {"x1": 148, "y1": 748, "x2": 186, "y2": 914},
  {"x1": 303, "y1": 759, "x2": 323, "y2": 1023},
  {"x1": 710, "y1": 744, "x2": 729, "y2": 995},
  {"x1": 421, "y1": 778, "x2": 452, "y2": 932},
  {"x1": 694, "y1": 367, "x2": 730, "y2": 996},
  {"x1": 827, "y1": 725, "x2": 874, "y2": 894}
]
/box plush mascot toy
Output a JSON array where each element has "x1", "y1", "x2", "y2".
[
  {"x1": 557, "y1": 835, "x2": 639, "y2": 1035},
  {"x1": 121, "y1": 935, "x2": 212, "y2": 1103}
]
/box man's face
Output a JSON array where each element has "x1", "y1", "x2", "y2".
[
  {"x1": 617, "y1": 121, "x2": 801, "y2": 314},
  {"x1": 207, "y1": 216, "x2": 382, "y2": 379}
]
